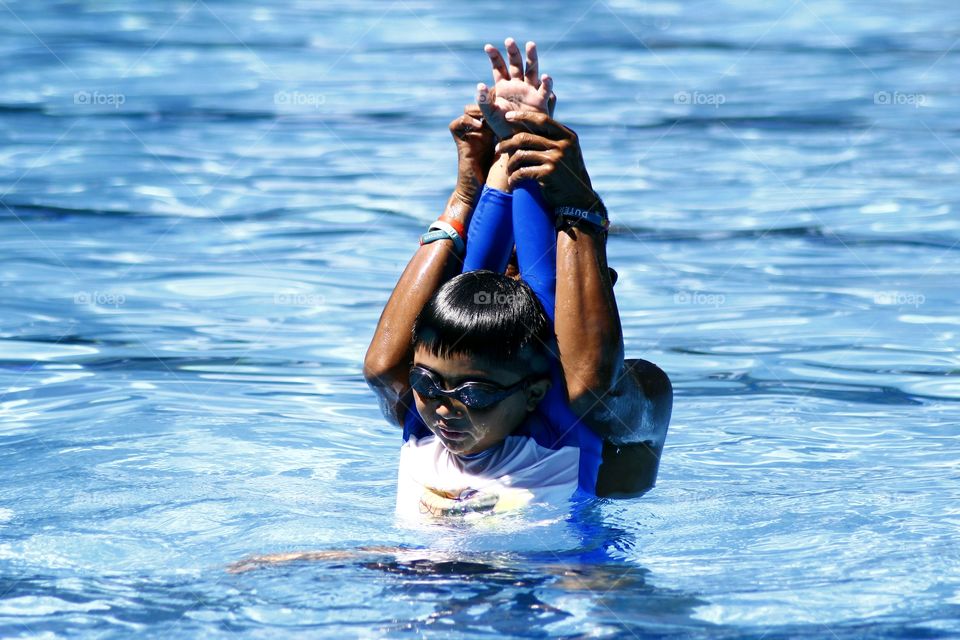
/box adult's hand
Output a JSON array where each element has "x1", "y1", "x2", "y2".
[
  {"x1": 449, "y1": 103, "x2": 495, "y2": 205},
  {"x1": 477, "y1": 38, "x2": 556, "y2": 140},
  {"x1": 496, "y1": 111, "x2": 603, "y2": 212}
]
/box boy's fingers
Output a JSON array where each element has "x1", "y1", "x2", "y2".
[
  {"x1": 484, "y1": 44, "x2": 510, "y2": 83},
  {"x1": 538, "y1": 74, "x2": 554, "y2": 105},
  {"x1": 505, "y1": 37, "x2": 524, "y2": 80},
  {"x1": 477, "y1": 83, "x2": 496, "y2": 117},
  {"x1": 544, "y1": 74, "x2": 558, "y2": 115},
  {"x1": 464, "y1": 103, "x2": 483, "y2": 118},
  {"x1": 524, "y1": 41, "x2": 539, "y2": 87}
]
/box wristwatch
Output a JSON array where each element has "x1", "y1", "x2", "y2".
[{"x1": 554, "y1": 204, "x2": 609, "y2": 233}]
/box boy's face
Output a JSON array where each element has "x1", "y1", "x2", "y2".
[{"x1": 411, "y1": 347, "x2": 550, "y2": 456}]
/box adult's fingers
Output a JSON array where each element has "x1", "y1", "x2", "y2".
[
  {"x1": 496, "y1": 132, "x2": 555, "y2": 154},
  {"x1": 450, "y1": 121, "x2": 473, "y2": 139},
  {"x1": 458, "y1": 104, "x2": 483, "y2": 129},
  {"x1": 524, "y1": 41, "x2": 540, "y2": 87},
  {"x1": 450, "y1": 112, "x2": 482, "y2": 139},
  {"x1": 505, "y1": 149, "x2": 553, "y2": 175},
  {"x1": 484, "y1": 44, "x2": 510, "y2": 83},
  {"x1": 507, "y1": 164, "x2": 552, "y2": 187},
  {"x1": 454, "y1": 105, "x2": 483, "y2": 128},
  {"x1": 504, "y1": 110, "x2": 571, "y2": 139},
  {"x1": 461, "y1": 113, "x2": 483, "y2": 129},
  {"x1": 505, "y1": 37, "x2": 524, "y2": 80}
]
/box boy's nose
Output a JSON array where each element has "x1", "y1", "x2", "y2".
[{"x1": 435, "y1": 396, "x2": 465, "y2": 418}]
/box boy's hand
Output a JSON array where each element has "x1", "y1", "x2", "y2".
[
  {"x1": 496, "y1": 112, "x2": 602, "y2": 212},
  {"x1": 477, "y1": 38, "x2": 556, "y2": 141},
  {"x1": 450, "y1": 104, "x2": 495, "y2": 205}
]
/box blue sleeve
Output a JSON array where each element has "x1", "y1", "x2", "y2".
[
  {"x1": 403, "y1": 402, "x2": 432, "y2": 442},
  {"x1": 512, "y1": 179, "x2": 602, "y2": 495},
  {"x1": 511, "y1": 179, "x2": 557, "y2": 321},
  {"x1": 512, "y1": 179, "x2": 568, "y2": 417},
  {"x1": 462, "y1": 185, "x2": 515, "y2": 273}
]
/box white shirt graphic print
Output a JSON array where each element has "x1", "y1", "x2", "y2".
[{"x1": 396, "y1": 432, "x2": 581, "y2": 519}]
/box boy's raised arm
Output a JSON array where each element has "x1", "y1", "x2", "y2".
[{"x1": 363, "y1": 107, "x2": 494, "y2": 427}]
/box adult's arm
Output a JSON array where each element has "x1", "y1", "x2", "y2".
[
  {"x1": 555, "y1": 222, "x2": 672, "y2": 496},
  {"x1": 362, "y1": 205, "x2": 468, "y2": 427},
  {"x1": 497, "y1": 112, "x2": 672, "y2": 490},
  {"x1": 363, "y1": 108, "x2": 493, "y2": 427}
]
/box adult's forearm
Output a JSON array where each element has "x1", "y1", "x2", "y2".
[
  {"x1": 363, "y1": 192, "x2": 473, "y2": 379},
  {"x1": 555, "y1": 223, "x2": 625, "y2": 410}
]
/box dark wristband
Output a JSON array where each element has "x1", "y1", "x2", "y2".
[{"x1": 554, "y1": 205, "x2": 610, "y2": 233}]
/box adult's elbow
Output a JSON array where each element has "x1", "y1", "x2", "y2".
[
  {"x1": 566, "y1": 383, "x2": 611, "y2": 419},
  {"x1": 363, "y1": 348, "x2": 396, "y2": 384},
  {"x1": 363, "y1": 353, "x2": 410, "y2": 394},
  {"x1": 567, "y1": 359, "x2": 673, "y2": 446},
  {"x1": 565, "y1": 362, "x2": 623, "y2": 415},
  {"x1": 362, "y1": 356, "x2": 385, "y2": 385}
]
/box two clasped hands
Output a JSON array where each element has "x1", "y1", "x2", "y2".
[{"x1": 443, "y1": 37, "x2": 606, "y2": 243}]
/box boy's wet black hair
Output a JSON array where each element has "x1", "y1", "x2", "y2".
[{"x1": 412, "y1": 270, "x2": 555, "y2": 375}]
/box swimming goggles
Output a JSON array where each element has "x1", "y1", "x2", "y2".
[{"x1": 408, "y1": 365, "x2": 535, "y2": 410}]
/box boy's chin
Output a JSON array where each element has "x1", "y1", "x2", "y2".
[
  {"x1": 437, "y1": 439, "x2": 475, "y2": 455},
  {"x1": 438, "y1": 435, "x2": 492, "y2": 457}
]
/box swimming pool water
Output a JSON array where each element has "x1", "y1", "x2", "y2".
[{"x1": 1, "y1": 0, "x2": 959, "y2": 637}]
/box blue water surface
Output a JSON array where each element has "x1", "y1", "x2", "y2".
[{"x1": 1, "y1": 0, "x2": 959, "y2": 637}]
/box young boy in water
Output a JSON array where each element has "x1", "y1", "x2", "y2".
[
  {"x1": 226, "y1": 38, "x2": 673, "y2": 573},
  {"x1": 364, "y1": 39, "x2": 672, "y2": 517}
]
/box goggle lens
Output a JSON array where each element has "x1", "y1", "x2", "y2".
[{"x1": 409, "y1": 366, "x2": 523, "y2": 410}]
